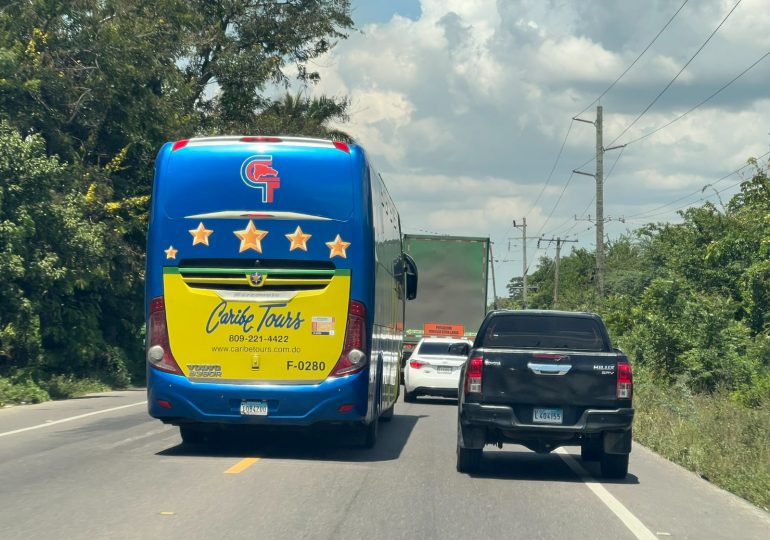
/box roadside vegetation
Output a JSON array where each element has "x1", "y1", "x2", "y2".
[
  {"x1": 0, "y1": 1, "x2": 354, "y2": 403},
  {"x1": 499, "y1": 162, "x2": 770, "y2": 509}
]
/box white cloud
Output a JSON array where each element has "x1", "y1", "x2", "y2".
[{"x1": 304, "y1": 0, "x2": 770, "y2": 290}]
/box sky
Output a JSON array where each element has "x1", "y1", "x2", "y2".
[{"x1": 303, "y1": 0, "x2": 770, "y2": 298}]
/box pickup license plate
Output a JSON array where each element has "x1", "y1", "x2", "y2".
[
  {"x1": 533, "y1": 407, "x2": 563, "y2": 424},
  {"x1": 437, "y1": 366, "x2": 452, "y2": 374},
  {"x1": 240, "y1": 400, "x2": 268, "y2": 416}
]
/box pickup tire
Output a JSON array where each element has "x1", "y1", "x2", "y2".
[
  {"x1": 600, "y1": 452, "x2": 629, "y2": 479},
  {"x1": 581, "y1": 439, "x2": 602, "y2": 462},
  {"x1": 456, "y1": 446, "x2": 482, "y2": 473},
  {"x1": 404, "y1": 389, "x2": 417, "y2": 403}
]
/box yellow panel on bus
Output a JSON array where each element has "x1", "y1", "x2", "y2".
[{"x1": 163, "y1": 269, "x2": 350, "y2": 383}]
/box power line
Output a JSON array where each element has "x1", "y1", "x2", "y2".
[
  {"x1": 527, "y1": 120, "x2": 574, "y2": 216},
  {"x1": 622, "y1": 48, "x2": 770, "y2": 147},
  {"x1": 574, "y1": 0, "x2": 690, "y2": 118},
  {"x1": 625, "y1": 149, "x2": 770, "y2": 220},
  {"x1": 608, "y1": 0, "x2": 743, "y2": 147}
]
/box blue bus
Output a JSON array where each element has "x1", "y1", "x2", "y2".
[{"x1": 145, "y1": 136, "x2": 417, "y2": 447}]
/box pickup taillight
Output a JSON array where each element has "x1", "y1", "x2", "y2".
[
  {"x1": 464, "y1": 356, "x2": 484, "y2": 394},
  {"x1": 617, "y1": 361, "x2": 633, "y2": 399}
]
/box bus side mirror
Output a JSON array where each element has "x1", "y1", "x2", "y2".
[{"x1": 403, "y1": 253, "x2": 418, "y2": 301}]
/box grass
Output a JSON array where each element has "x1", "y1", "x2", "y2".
[
  {"x1": 633, "y1": 375, "x2": 770, "y2": 511},
  {"x1": 0, "y1": 375, "x2": 109, "y2": 406}
]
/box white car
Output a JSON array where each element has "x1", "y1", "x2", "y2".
[{"x1": 403, "y1": 337, "x2": 472, "y2": 402}]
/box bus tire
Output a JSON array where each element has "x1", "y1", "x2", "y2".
[
  {"x1": 380, "y1": 403, "x2": 394, "y2": 422},
  {"x1": 362, "y1": 417, "x2": 379, "y2": 449},
  {"x1": 179, "y1": 425, "x2": 206, "y2": 445}
]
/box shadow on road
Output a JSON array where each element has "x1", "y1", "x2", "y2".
[
  {"x1": 156, "y1": 412, "x2": 427, "y2": 463},
  {"x1": 468, "y1": 449, "x2": 640, "y2": 485}
]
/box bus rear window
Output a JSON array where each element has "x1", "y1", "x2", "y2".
[{"x1": 481, "y1": 315, "x2": 608, "y2": 351}]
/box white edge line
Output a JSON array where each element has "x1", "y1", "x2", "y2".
[
  {"x1": 556, "y1": 448, "x2": 658, "y2": 540},
  {"x1": 0, "y1": 401, "x2": 148, "y2": 438}
]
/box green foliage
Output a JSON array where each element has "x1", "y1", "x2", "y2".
[
  {"x1": 0, "y1": 1, "x2": 354, "y2": 397},
  {"x1": 634, "y1": 374, "x2": 770, "y2": 510},
  {"x1": 505, "y1": 159, "x2": 770, "y2": 405},
  {"x1": 0, "y1": 376, "x2": 49, "y2": 406},
  {"x1": 39, "y1": 375, "x2": 109, "y2": 401}
]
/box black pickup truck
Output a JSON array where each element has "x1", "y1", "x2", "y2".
[{"x1": 457, "y1": 310, "x2": 634, "y2": 478}]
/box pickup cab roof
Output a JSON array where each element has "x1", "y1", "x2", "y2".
[{"x1": 475, "y1": 309, "x2": 613, "y2": 352}]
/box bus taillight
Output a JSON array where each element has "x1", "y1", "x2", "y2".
[
  {"x1": 148, "y1": 296, "x2": 183, "y2": 375},
  {"x1": 329, "y1": 300, "x2": 368, "y2": 377}
]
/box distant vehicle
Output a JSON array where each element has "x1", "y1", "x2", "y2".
[
  {"x1": 457, "y1": 310, "x2": 634, "y2": 478},
  {"x1": 403, "y1": 337, "x2": 472, "y2": 402},
  {"x1": 145, "y1": 136, "x2": 417, "y2": 449},
  {"x1": 400, "y1": 234, "x2": 489, "y2": 374}
]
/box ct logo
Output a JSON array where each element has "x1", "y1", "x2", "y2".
[{"x1": 240, "y1": 155, "x2": 281, "y2": 203}]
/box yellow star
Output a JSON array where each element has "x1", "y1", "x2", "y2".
[
  {"x1": 164, "y1": 245, "x2": 178, "y2": 259},
  {"x1": 189, "y1": 222, "x2": 214, "y2": 246},
  {"x1": 285, "y1": 226, "x2": 312, "y2": 252},
  {"x1": 325, "y1": 234, "x2": 351, "y2": 259},
  {"x1": 234, "y1": 220, "x2": 268, "y2": 253}
]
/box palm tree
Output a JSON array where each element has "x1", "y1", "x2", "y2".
[{"x1": 254, "y1": 92, "x2": 354, "y2": 142}]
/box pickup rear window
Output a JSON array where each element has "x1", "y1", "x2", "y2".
[{"x1": 480, "y1": 315, "x2": 608, "y2": 351}]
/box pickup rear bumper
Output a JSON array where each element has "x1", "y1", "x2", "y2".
[
  {"x1": 461, "y1": 403, "x2": 634, "y2": 432},
  {"x1": 459, "y1": 403, "x2": 634, "y2": 452}
]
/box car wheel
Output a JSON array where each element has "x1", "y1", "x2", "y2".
[
  {"x1": 456, "y1": 445, "x2": 482, "y2": 473},
  {"x1": 600, "y1": 453, "x2": 629, "y2": 479},
  {"x1": 179, "y1": 425, "x2": 206, "y2": 445},
  {"x1": 404, "y1": 389, "x2": 417, "y2": 403},
  {"x1": 581, "y1": 438, "x2": 602, "y2": 462}
]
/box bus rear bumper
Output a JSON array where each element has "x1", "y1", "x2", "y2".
[{"x1": 147, "y1": 367, "x2": 370, "y2": 427}]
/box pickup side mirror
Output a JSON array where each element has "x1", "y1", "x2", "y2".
[{"x1": 403, "y1": 253, "x2": 418, "y2": 301}]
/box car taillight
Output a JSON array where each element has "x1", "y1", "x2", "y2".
[
  {"x1": 329, "y1": 300, "x2": 368, "y2": 377},
  {"x1": 409, "y1": 360, "x2": 425, "y2": 369},
  {"x1": 147, "y1": 297, "x2": 183, "y2": 375},
  {"x1": 617, "y1": 361, "x2": 633, "y2": 399},
  {"x1": 464, "y1": 356, "x2": 484, "y2": 394}
]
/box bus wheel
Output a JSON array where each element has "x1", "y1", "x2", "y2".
[
  {"x1": 362, "y1": 417, "x2": 379, "y2": 449},
  {"x1": 179, "y1": 425, "x2": 206, "y2": 445},
  {"x1": 380, "y1": 404, "x2": 394, "y2": 422}
]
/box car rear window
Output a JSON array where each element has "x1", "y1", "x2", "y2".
[
  {"x1": 417, "y1": 342, "x2": 469, "y2": 356},
  {"x1": 480, "y1": 315, "x2": 608, "y2": 351}
]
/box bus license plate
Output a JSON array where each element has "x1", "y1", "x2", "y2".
[
  {"x1": 240, "y1": 400, "x2": 268, "y2": 416},
  {"x1": 533, "y1": 407, "x2": 563, "y2": 424}
]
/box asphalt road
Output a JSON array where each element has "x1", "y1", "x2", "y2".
[{"x1": 1, "y1": 390, "x2": 768, "y2": 540}]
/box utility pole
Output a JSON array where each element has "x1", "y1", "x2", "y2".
[
  {"x1": 512, "y1": 218, "x2": 540, "y2": 308},
  {"x1": 573, "y1": 106, "x2": 624, "y2": 298},
  {"x1": 489, "y1": 242, "x2": 498, "y2": 309},
  {"x1": 538, "y1": 237, "x2": 576, "y2": 308}
]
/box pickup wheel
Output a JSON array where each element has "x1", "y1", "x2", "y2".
[
  {"x1": 456, "y1": 446, "x2": 482, "y2": 473},
  {"x1": 600, "y1": 453, "x2": 629, "y2": 479},
  {"x1": 581, "y1": 439, "x2": 602, "y2": 462}
]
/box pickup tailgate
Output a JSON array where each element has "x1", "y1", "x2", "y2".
[{"x1": 480, "y1": 349, "x2": 622, "y2": 409}]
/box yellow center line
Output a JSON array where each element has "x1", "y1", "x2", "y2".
[{"x1": 225, "y1": 457, "x2": 260, "y2": 474}]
